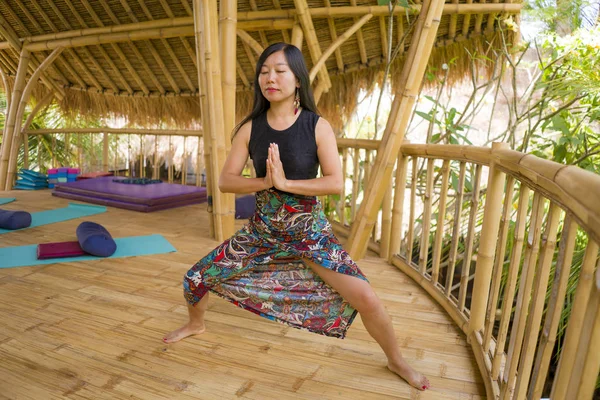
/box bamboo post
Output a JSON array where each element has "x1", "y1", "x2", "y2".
[
  {"x1": 445, "y1": 162, "x2": 466, "y2": 296},
  {"x1": 483, "y1": 176, "x2": 516, "y2": 352},
  {"x1": 501, "y1": 192, "x2": 546, "y2": 399},
  {"x1": 492, "y1": 184, "x2": 531, "y2": 379},
  {"x1": 567, "y1": 265, "x2": 600, "y2": 400},
  {"x1": 194, "y1": 0, "x2": 235, "y2": 240},
  {"x1": 468, "y1": 142, "x2": 508, "y2": 335},
  {"x1": 431, "y1": 159, "x2": 450, "y2": 284},
  {"x1": 419, "y1": 159, "x2": 435, "y2": 275},
  {"x1": 5, "y1": 47, "x2": 63, "y2": 189},
  {"x1": 551, "y1": 240, "x2": 600, "y2": 399},
  {"x1": 220, "y1": 0, "x2": 237, "y2": 226},
  {"x1": 529, "y1": 216, "x2": 578, "y2": 398},
  {"x1": 389, "y1": 151, "x2": 408, "y2": 261},
  {"x1": 350, "y1": 148, "x2": 360, "y2": 222},
  {"x1": 102, "y1": 132, "x2": 109, "y2": 172},
  {"x1": 513, "y1": 202, "x2": 562, "y2": 399},
  {"x1": 153, "y1": 135, "x2": 158, "y2": 179},
  {"x1": 168, "y1": 136, "x2": 173, "y2": 182},
  {"x1": 340, "y1": 147, "x2": 348, "y2": 225},
  {"x1": 0, "y1": 48, "x2": 29, "y2": 189},
  {"x1": 291, "y1": 22, "x2": 303, "y2": 50},
  {"x1": 379, "y1": 171, "x2": 394, "y2": 259},
  {"x1": 458, "y1": 164, "x2": 482, "y2": 311},
  {"x1": 346, "y1": 0, "x2": 446, "y2": 259},
  {"x1": 139, "y1": 136, "x2": 144, "y2": 178},
  {"x1": 406, "y1": 157, "x2": 418, "y2": 263},
  {"x1": 182, "y1": 136, "x2": 187, "y2": 185}
]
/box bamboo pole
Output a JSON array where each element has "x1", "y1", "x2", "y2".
[
  {"x1": 323, "y1": 0, "x2": 344, "y2": 71},
  {"x1": 102, "y1": 132, "x2": 109, "y2": 172},
  {"x1": 514, "y1": 202, "x2": 562, "y2": 400},
  {"x1": 431, "y1": 160, "x2": 450, "y2": 284},
  {"x1": 529, "y1": 216, "x2": 578, "y2": 399},
  {"x1": 568, "y1": 265, "x2": 600, "y2": 400},
  {"x1": 0, "y1": 48, "x2": 29, "y2": 189},
  {"x1": 341, "y1": 147, "x2": 348, "y2": 225},
  {"x1": 406, "y1": 157, "x2": 418, "y2": 264},
  {"x1": 291, "y1": 22, "x2": 304, "y2": 50},
  {"x1": 6, "y1": 47, "x2": 63, "y2": 189},
  {"x1": 194, "y1": 0, "x2": 235, "y2": 240},
  {"x1": 458, "y1": 164, "x2": 482, "y2": 311},
  {"x1": 483, "y1": 176, "x2": 516, "y2": 352},
  {"x1": 153, "y1": 136, "x2": 159, "y2": 179},
  {"x1": 419, "y1": 159, "x2": 435, "y2": 275},
  {"x1": 379, "y1": 172, "x2": 394, "y2": 259},
  {"x1": 24, "y1": 128, "x2": 203, "y2": 136},
  {"x1": 501, "y1": 192, "x2": 546, "y2": 399},
  {"x1": 389, "y1": 151, "x2": 408, "y2": 261},
  {"x1": 346, "y1": 0, "x2": 446, "y2": 259},
  {"x1": 308, "y1": 13, "x2": 373, "y2": 82},
  {"x1": 293, "y1": 0, "x2": 332, "y2": 93},
  {"x1": 349, "y1": 0, "x2": 367, "y2": 64},
  {"x1": 445, "y1": 162, "x2": 466, "y2": 296},
  {"x1": 551, "y1": 240, "x2": 599, "y2": 399},
  {"x1": 467, "y1": 142, "x2": 508, "y2": 333},
  {"x1": 350, "y1": 148, "x2": 360, "y2": 222}
]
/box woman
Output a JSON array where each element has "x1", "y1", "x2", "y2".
[{"x1": 164, "y1": 42, "x2": 430, "y2": 391}]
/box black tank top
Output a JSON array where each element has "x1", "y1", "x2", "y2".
[{"x1": 248, "y1": 110, "x2": 320, "y2": 180}]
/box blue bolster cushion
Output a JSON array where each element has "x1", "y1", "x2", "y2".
[
  {"x1": 76, "y1": 221, "x2": 117, "y2": 257},
  {"x1": 0, "y1": 209, "x2": 32, "y2": 230},
  {"x1": 235, "y1": 195, "x2": 256, "y2": 219}
]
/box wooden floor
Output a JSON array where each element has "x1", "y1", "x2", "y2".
[{"x1": 0, "y1": 191, "x2": 485, "y2": 400}]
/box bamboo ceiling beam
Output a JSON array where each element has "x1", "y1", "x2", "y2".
[
  {"x1": 309, "y1": 14, "x2": 373, "y2": 82},
  {"x1": 323, "y1": 0, "x2": 344, "y2": 72},
  {"x1": 0, "y1": 52, "x2": 16, "y2": 75},
  {"x1": 462, "y1": 0, "x2": 474, "y2": 37},
  {"x1": 63, "y1": 0, "x2": 133, "y2": 94},
  {"x1": 271, "y1": 0, "x2": 291, "y2": 43},
  {"x1": 79, "y1": 0, "x2": 149, "y2": 95},
  {"x1": 97, "y1": 0, "x2": 164, "y2": 94},
  {"x1": 350, "y1": 0, "x2": 368, "y2": 65},
  {"x1": 235, "y1": 3, "x2": 522, "y2": 19},
  {"x1": 22, "y1": 0, "x2": 107, "y2": 92},
  {"x1": 12, "y1": 0, "x2": 75, "y2": 90},
  {"x1": 62, "y1": 85, "x2": 197, "y2": 97},
  {"x1": 56, "y1": 57, "x2": 87, "y2": 89},
  {"x1": 0, "y1": 67, "x2": 10, "y2": 109},
  {"x1": 474, "y1": 0, "x2": 485, "y2": 34},
  {"x1": 248, "y1": 0, "x2": 270, "y2": 48},
  {"x1": 380, "y1": 16, "x2": 389, "y2": 64},
  {"x1": 485, "y1": 0, "x2": 502, "y2": 33},
  {"x1": 241, "y1": 41, "x2": 257, "y2": 67},
  {"x1": 0, "y1": 10, "x2": 65, "y2": 98},
  {"x1": 23, "y1": 128, "x2": 203, "y2": 136},
  {"x1": 156, "y1": 1, "x2": 199, "y2": 91},
  {"x1": 346, "y1": 0, "x2": 447, "y2": 259},
  {"x1": 119, "y1": 0, "x2": 179, "y2": 94},
  {"x1": 293, "y1": 0, "x2": 332, "y2": 92},
  {"x1": 449, "y1": 0, "x2": 459, "y2": 39},
  {"x1": 236, "y1": 60, "x2": 250, "y2": 87},
  {"x1": 237, "y1": 30, "x2": 264, "y2": 56}
]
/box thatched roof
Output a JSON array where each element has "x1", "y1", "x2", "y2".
[{"x1": 0, "y1": 0, "x2": 522, "y2": 132}]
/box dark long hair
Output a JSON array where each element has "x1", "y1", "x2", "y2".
[{"x1": 231, "y1": 42, "x2": 319, "y2": 139}]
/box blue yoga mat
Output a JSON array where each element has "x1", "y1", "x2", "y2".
[
  {"x1": 0, "y1": 234, "x2": 176, "y2": 268},
  {"x1": 0, "y1": 203, "x2": 106, "y2": 234},
  {"x1": 0, "y1": 198, "x2": 15, "y2": 205}
]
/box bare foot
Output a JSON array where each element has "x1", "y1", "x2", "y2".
[
  {"x1": 163, "y1": 323, "x2": 206, "y2": 344},
  {"x1": 387, "y1": 358, "x2": 430, "y2": 391}
]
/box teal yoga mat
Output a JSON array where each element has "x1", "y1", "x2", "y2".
[
  {"x1": 0, "y1": 234, "x2": 176, "y2": 268},
  {"x1": 0, "y1": 203, "x2": 106, "y2": 234},
  {"x1": 0, "y1": 198, "x2": 15, "y2": 205}
]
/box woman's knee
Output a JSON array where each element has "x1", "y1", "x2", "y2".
[{"x1": 350, "y1": 287, "x2": 382, "y2": 314}]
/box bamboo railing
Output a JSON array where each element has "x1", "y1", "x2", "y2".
[
  {"x1": 330, "y1": 140, "x2": 600, "y2": 400},
  {"x1": 21, "y1": 130, "x2": 206, "y2": 187}
]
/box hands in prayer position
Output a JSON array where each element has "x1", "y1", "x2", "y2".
[{"x1": 265, "y1": 143, "x2": 287, "y2": 191}]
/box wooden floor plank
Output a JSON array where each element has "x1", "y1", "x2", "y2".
[{"x1": 0, "y1": 191, "x2": 486, "y2": 399}]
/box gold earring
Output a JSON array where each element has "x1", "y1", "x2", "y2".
[{"x1": 294, "y1": 89, "x2": 300, "y2": 115}]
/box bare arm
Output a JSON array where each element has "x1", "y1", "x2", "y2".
[
  {"x1": 268, "y1": 118, "x2": 343, "y2": 196},
  {"x1": 218, "y1": 121, "x2": 272, "y2": 194}
]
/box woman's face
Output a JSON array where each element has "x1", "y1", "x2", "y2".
[{"x1": 258, "y1": 50, "x2": 300, "y2": 104}]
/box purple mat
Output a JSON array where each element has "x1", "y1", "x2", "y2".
[
  {"x1": 52, "y1": 191, "x2": 204, "y2": 212},
  {"x1": 54, "y1": 176, "x2": 206, "y2": 205}
]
